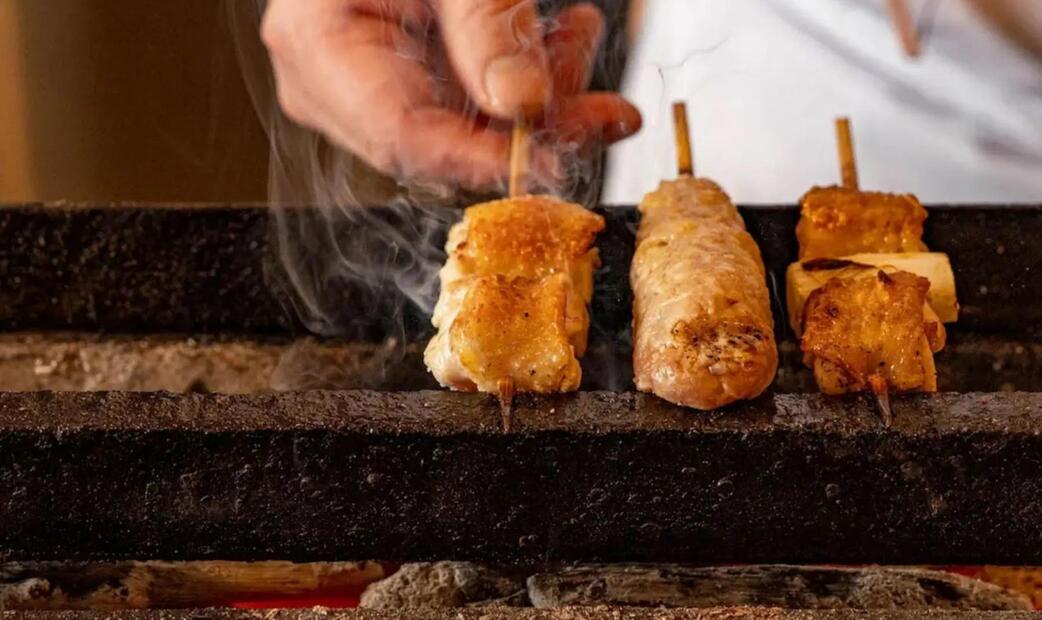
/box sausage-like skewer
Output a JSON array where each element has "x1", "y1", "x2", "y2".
[{"x1": 631, "y1": 104, "x2": 777, "y2": 410}]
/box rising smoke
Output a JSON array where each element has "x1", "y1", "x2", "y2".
[{"x1": 227, "y1": 0, "x2": 627, "y2": 389}]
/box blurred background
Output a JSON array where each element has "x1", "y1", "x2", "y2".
[{"x1": 0, "y1": 0, "x2": 267, "y2": 203}]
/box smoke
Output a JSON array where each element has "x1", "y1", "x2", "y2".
[{"x1": 226, "y1": 1, "x2": 620, "y2": 388}]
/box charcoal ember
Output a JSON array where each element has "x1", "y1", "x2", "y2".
[
  {"x1": 360, "y1": 562, "x2": 528, "y2": 608},
  {"x1": 526, "y1": 565, "x2": 1032, "y2": 611}
]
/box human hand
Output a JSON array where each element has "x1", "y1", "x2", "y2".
[{"x1": 261, "y1": 0, "x2": 642, "y2": 191}]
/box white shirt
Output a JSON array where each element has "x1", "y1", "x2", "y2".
[{"x1": 604, "y1": 0, "x2": 1042, "y2": 204}]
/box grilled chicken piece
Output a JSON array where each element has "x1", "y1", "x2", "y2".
[
  {"x1": 426, "y1": 275, "x2": 580, "y2": 393},
  {"x1": 426, "y1": 195, "x2": 604, "y2": 393},
  {"x1": 797, "y1": 185, "x2": 928, "y2": 260},
  {"x1": 801, "y1": 269, "x2": 946, "y2": 395},
  {"x1": 631, "y1": 178, "x2": 777, "y2": 410}
]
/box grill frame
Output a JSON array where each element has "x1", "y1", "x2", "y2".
[{"x1": 1, "y1": 202, "x2": 1041, "y2": 565}]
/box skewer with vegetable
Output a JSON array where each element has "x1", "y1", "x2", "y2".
[{"x1": 788, "y1": 118, "x2": 959, "y2": 418}]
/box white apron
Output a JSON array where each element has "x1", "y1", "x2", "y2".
[{"x1": 604, "y1": 0, "x2": 1042, "y2": 204}]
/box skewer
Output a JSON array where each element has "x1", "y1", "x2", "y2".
[
  {"x1": 498, "y1": 377, "x2": 515, "y2": 433},
  {"x1": 868, "y1": 374, "x2": 894, "y2": 427},
  {"x1": 496, "y1": 121, "x2": 530, "y2": 431},
  {"x1": 509, "y1": 120, "x2": 531, "y2": 198},
  {"x1": 834, "y1": 116, "x2": 892, "y2": 426},
  {"x1": 673, "y1": 102, "x2": 694, "y2": 177},
  {"x1": 886, "y1": 0, "x2": 921, "y2": 58},
  {"x1": 834, "y1": 117, "x2": 859, "y2": 190}
]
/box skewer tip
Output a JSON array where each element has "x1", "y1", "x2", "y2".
[
  {"x1": 497, "y1": 377, "x2": 515, "y2": 433},
  {"x1": 868, "y1": 374, "x2": 893, "y2": 427}
]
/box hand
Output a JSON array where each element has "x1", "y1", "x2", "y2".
[{"x1": 261, "y1": 0, "x2": 642, "y2": 191}]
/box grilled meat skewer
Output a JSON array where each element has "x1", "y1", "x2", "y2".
[{"x1": 425, "y1": 196, "x2": 604, "y2": 393}]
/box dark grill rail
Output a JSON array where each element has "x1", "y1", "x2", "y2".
[
  {"x1": 1, "y1": 204, "x2": 1040, "y2": 338},
  {"x1": 2, "y1": 390, "x2": 1042, "y2": 564},
  {"x1": 1, "y1": 203, "x2": 1041, "y2": 565}
]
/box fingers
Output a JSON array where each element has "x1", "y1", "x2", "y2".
[
  {"x1": 261, "y1": 0, "x2": 639, "y2": 192},
  {"x1": 436, "y1": 0, "x2": 552, "y2": 119},
  {"x1": 552, "y1": 92, "x2": 643, "y2": 147},
  {"x1": 546, "y1": 3, "x2": 605, "y2": 97}
]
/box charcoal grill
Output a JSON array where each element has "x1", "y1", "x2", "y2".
[{"x1": 2, "y1": 202, "x2": 1042, "y2": 617}]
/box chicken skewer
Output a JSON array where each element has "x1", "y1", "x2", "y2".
[
  {"x1": 630, "y1": 103, "x2": 778, "y2": 410},
  {"x1": 792, "y1": 118, "x2": 956, "y2": 423},
  {"x1": 424, "y1": 120, "x2": 604, "y2": 408},
  {"x1": 498, "y1": 120, "x2": 531, "y2": 425}
]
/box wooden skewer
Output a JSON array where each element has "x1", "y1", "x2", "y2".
[
  {"x1": 509, "y1": 120, "x2": 531, "y2": 197},
  {"x1": 673, "y1": 102, "x2": 694, "y2": 177},
  {"x1": 834, "y1": 117, "x2": 859, "y2": 190},
  {"x1": 886, "y1": 0, "x2": 921, "y2": 58},
  {"x1": 835, "y1": 116, "x2": 892, "y2": 426},
  {"x1": 868, "y1": 374, "x2": 894, "y2": 428},
  {"x1": 498, "y1": 377, "x2": 515, "y2": 433},
  {"x1": 498, "y1": 120, "x2": 529, "y2": 430}
]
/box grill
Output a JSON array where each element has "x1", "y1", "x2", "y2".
[{"x1": 2, "y1": 203, "x2": 1041, "y2": 616}]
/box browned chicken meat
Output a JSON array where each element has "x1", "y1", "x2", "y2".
[
  {"x1": 797, "y1": 185, "x2": 928, "y2": 260},
  {"x1": 801, "y1": 269, "x2": 946, "y2": 395},
  {"x1": 425, "y1": 195, "x2": 604, "y2": 393}
]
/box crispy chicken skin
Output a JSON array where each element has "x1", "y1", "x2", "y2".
[
  {"x1": 631, "y1": 178, "x2": 778, "y2": 410},
  {"x1": 797, "y1": 185, "x2": 928, "y2": 260},
  {"x1": 425, "y1": 195, "x2": 604, "y2": 393},
  {"x1": 801, "y1": 270, "x2": 946, "y2": 395}
]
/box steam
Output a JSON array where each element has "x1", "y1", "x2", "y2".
[{"x1": 226, "y1": 1, "x2": 621, "y2": 389}]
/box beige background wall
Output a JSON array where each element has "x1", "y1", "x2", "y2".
[{"x1": 0, "y1": 0, "x2": 268, "y2": 203}]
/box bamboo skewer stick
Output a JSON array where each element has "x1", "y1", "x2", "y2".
[
  {"x1": 673, "y1": 102, "x2": 694, "y2": 177},
  {"x1": 886, "y1": 0, "x2": 921, "y2": 58},
  {"x1": 834, "y1": 116, "x2": 892, "y2": 426},
  {"x1": 835, "y1": 117, "x2": 859, "y2": 190},
  {"x1": 497, "y1": 120, "x2": 531, "y2": 430},
  {"x1": 509, "y1": 120, "x2": 531, "y2": 198}
]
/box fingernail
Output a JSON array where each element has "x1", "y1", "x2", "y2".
[{"x1": 485, "y1": 54, "x2": 550, "y2": 117}]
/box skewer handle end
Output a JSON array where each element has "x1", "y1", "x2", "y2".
[
  {"x1": 509, "y1": 121, "x2": 531, "y2": 197},
  {"x1": 672, "y1": 102, "x2": 694, "y2": 177},
  {"x1": 834, "y1": 117, "x2": 859, "y2": 190}
]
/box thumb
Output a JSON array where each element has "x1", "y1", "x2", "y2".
[{"x1": 437, "y1": 0, "x2": 552, "y2": 119}]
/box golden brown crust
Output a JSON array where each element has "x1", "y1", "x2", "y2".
[
  {"x1": 801, "y1": 269, "x2": 943, "y2": 394},
  {"x1": 425, "y1": 195, "x2": 602, "y2": 394},
  {"x1": 454, "y1": 195, "x2": 605, "y2": 280},
  {"x1": 450, "y1": 275, "x2": 580, "y2": 393},
  {"x1": 797, "y1": 185, "x2": 928, "y2": 260},
  {"x1": 631, "y1": 178, "x2": 777, "y2": 410}
]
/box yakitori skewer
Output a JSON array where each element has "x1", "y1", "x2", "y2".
[
  {"x1": 629, "y1": 102, "x2": 777, "y2": 410},
  {"x1": 837, "y1": 117, "x2": 893, "y2": 424},
  {"x1": 424, "y1": 119, "x2": 604, "y2": 427},
  {"x1": 499, "y1": 119, "x2": 533, "y2": 429},
  {"x1": 791, "y1": 118, "x2": 958, "y2": 426}
]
